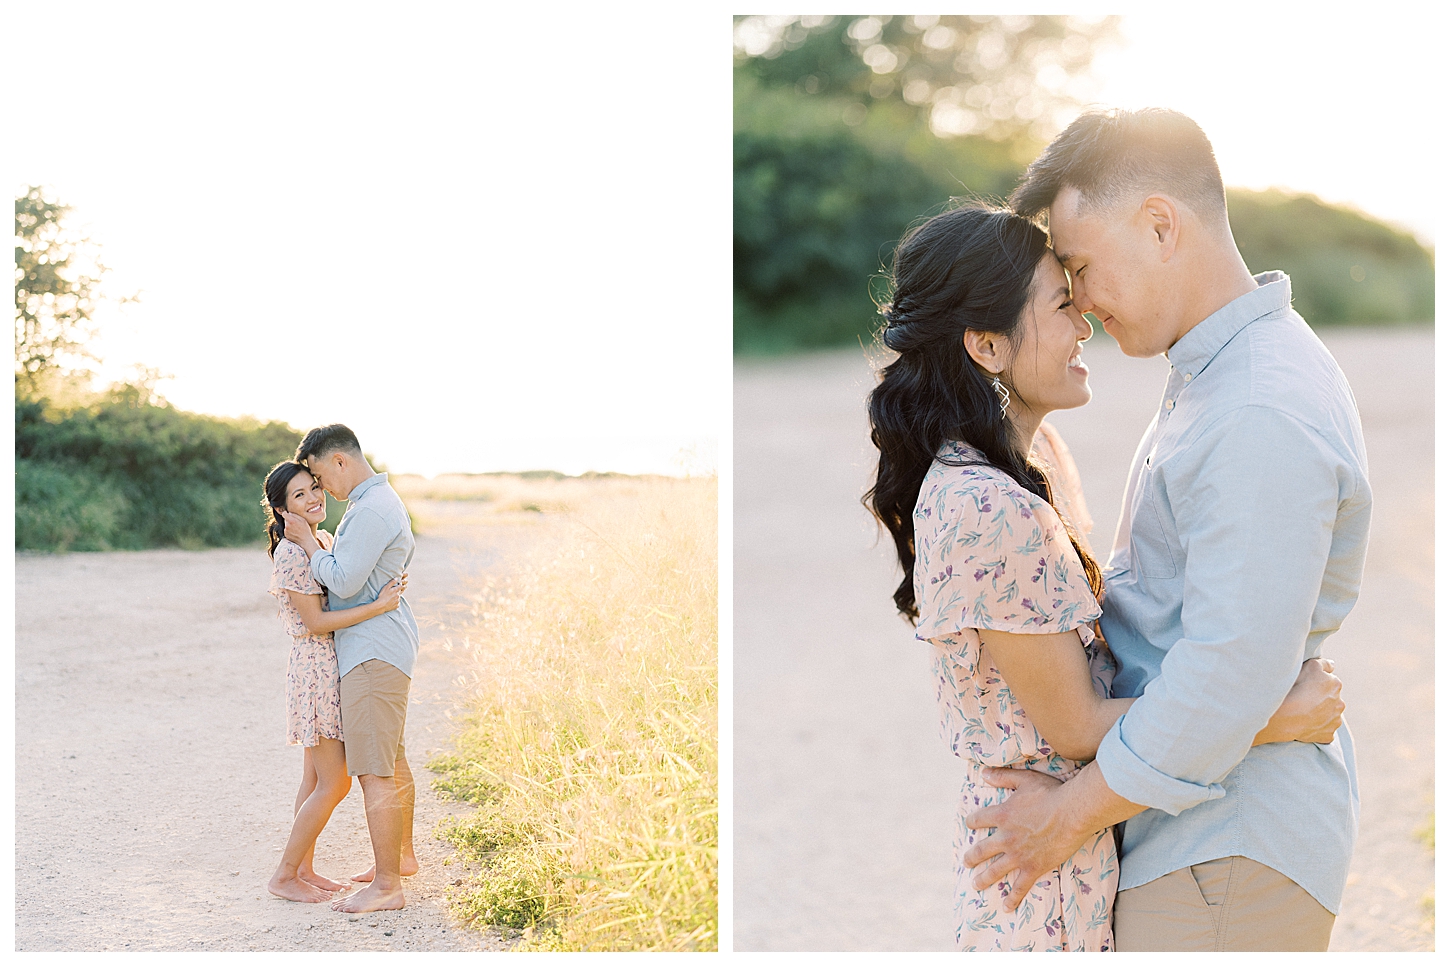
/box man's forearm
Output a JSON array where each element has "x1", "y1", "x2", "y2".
[{"x1": 1060, "y1": 760, "x2": 1145, "y2": 838}]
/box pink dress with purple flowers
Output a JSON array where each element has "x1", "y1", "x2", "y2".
[
  {"x1": 913, "y1": 427, "x2": 1118, "y2": 952},
  {"x1": 269, "y1": 531, "x2": 345, "y2": 748}
]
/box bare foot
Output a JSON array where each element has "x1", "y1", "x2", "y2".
[
  {"x1": 268, "y1": 873, "x2": 334, "y2": 903},
  {"x1": 351, "y1": 855, "x2": 419, "y2": 882},
  {"x1": 300, "y1": 869, "x2": 349, "y2": 892},
  {"x1": 331, "y1": 882, "x2": 405, "y2": 913}
]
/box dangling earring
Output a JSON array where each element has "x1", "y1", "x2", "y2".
[{"x1": 991, "y1": 375, "x2": 1010, "y2": 420}]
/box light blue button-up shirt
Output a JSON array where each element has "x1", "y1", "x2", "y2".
[
  {"x1": 1095, "y1": 272, "x2": 1370, "y2": 914},
  {"x1": 309, "y1": 472, "x2": 420, "y2": 680}
]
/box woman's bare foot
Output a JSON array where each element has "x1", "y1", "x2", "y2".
[
  {"x1": 350, "y1": 854, "x2": 419, "y2": 882},
  {"x1": 300, "y1": 869, "x2": 349, "y2": 892},
  {"x1": 268, "y1": 872, "x2": 334, "y2": 903},
  {"x1": 331, "y1": 881, "x2": 405, "y2": 913}
]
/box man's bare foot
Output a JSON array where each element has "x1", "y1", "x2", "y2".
[
  {"x1": 300, "y1": 869, "x2": 349, "y2": 892},
  {"x1": 350, "y1": 855, "x2": 419, "y2": 882},
  {"x1": 331, "y1": 882, "x2": 405, "y2": 913},
  {"x1": 268, "y1": 873, "x2": 334, "y2": 903}
]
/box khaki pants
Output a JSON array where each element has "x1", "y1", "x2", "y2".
[
  {"x1": 1114, "y1": 856, "x2": 1335, "y2": 951},
  {"x1": 340, "y1": 659, "x2": 410, "y2": 778}
]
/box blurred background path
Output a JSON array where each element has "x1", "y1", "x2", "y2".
[{"x1": 734, "y1": 327, "x2": 1432, "y2": 951}]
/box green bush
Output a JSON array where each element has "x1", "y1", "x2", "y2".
[
  {"x1": 16, "y1": 385, "x2": 303, "y2": 551},
  {"x1": 15, "y1": 458, "x2": 129, "y2": 551},
  {"x1": 734, "y1": 74, "x2": 1024, "y2": 354},
  {"x1": 1229, "y1": 188, "x2": 1433, "y2": 325}
]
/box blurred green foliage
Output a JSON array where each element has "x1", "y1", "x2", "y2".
[
  {"x1": 734, "y1": 74, "x2": 1024, "y2": 353},
  {"x1": 734, "y1": 15, "x2": 1119, "y2": 146},
  {"x1": 16, "y1": 386, "x2": 302, "y2": 551},
  {"x1": 1229, "y1": 188, "x2": 1433, "y2": 325},
  {"x1": 734, "y1": 18, "x2": 1434, "y2": 354}
]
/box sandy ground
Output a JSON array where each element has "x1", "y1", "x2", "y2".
[
  {"x1": 734, "y1": 326, "x2": 1433, "y2": 951},
  {"x1": 15, "y1": 500, "x2": 546, "y2": 952}
]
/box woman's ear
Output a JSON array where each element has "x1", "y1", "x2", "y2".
[{"x1": 963, "y1": 329, "x2": 1005, "y2": 375}]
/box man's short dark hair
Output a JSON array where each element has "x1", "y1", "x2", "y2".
[
  {"x1": 296, "y1": 424, "x2": 363, "y2": 464},
  {"x1": 1010, "y1": 107, "x2": 1226, "y2": 223}
]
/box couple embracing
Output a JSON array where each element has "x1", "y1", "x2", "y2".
[
  {"x1": 260, "y1": 424, "x2": 421, "y2": 913},
  {"x1": 866, "y1": 109, "x2": 1368, "y2": 951}
]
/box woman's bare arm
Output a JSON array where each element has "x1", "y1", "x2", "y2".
[
  {"x1": 979, "y1": 629, "x2": 1129, "y2": 761},
  {"x1": 285, "y1": 575, "x2": 405, "y2": 636},
  {"x1": 980, "y1": 629, "x2": 1344, "y2": 761}
]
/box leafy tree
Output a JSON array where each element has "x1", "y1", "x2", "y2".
[
  {"x1": 734, "y1": 15, "x2": 1120, "y2": 146},
  {"x1": 14, "y1": 186, "x2": 132, "y2": 395}
]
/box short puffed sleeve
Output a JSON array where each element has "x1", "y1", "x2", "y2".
[
  {"x1": 270, "y1": 539, "x2": 323, "y2": 597},
  {"x1": 912, "y1": 463, "x2": 1100, "y2": 642}
]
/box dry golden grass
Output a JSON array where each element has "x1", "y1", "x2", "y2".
[{"x1": 427, "y1": 475, "x2": 717, "y2": 951}]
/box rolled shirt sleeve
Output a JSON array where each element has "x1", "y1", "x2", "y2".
[
  {"x1": 310, "y1": 507, "x2": 391, "y2": 599},
  {"x1": 1097, "y1": 405, "x2": 1350, "y2": 815}
]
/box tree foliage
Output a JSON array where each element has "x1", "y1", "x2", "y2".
[
  {"x1": 733, "y1": 15, "x2": 1120, "y2": 145},
  {"x1": 734, "y1": 72, "x2": 1024, "y2": 353},
  {"x1": 1229, "y1": 188, "x2": 1434, "y2": 325},
  {"x1": 16, "y1": 389, "x2": 304, "y2": 551},
  {"x1": 14, "y1": 186, "x2": 130, "y2": 395}
]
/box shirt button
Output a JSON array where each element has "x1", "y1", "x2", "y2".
[
  {"x1": 1165, "y1": 399, "x2": 1175, "y2": 411},
  {"x1": 1183, "y1": 372, "x2": 1192, "y2": 381}
]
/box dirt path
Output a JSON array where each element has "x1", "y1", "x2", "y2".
[
  {"x1": 734, "y1": 327, "x2": 1433, "y2": 951},
  {"x1": 15, "y1": 503, "x2": 541, "y2": 951}
]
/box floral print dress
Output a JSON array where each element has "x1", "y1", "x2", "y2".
[
  {"x1": 913, "y1": 427, "x2": 1118, "y2": 952},
  {"x1": 269, "y1": 531, "x2": 345, "y2": 747}
]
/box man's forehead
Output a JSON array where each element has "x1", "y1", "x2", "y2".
[{"x1": 1047, "y1": 188, "x2": 1091, "y2": 262}]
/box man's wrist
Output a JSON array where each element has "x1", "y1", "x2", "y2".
[{"x1": 1051, "y1": 773, "x2": 1098, "y2": 847}]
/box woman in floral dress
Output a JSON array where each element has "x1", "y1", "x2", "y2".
[
  {"x1": 261, "y1": 460, "x2": 405, "y2": 903},
  {"x1": 863, "y1": 202, "x2": 1343, "y2": 950}
]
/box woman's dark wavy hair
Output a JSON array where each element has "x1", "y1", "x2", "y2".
[
  {"x1": 863, "y1": 200, "x2": 1102, "y2": 621},
  {"x1": 262, "y1": 460, "x2": 313, "y2": 558}
]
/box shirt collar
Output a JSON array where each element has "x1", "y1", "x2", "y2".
[
  {"x1": 346, "y1": 471, "x2": 387, "y2": 501},
  {"x1": 1166, "y1": 271, "x2": 1292, "y2": 377}
]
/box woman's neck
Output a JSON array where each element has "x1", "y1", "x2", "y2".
[{"x1": 1006, "y1": 408, "x2": 1044, "y2": 457}]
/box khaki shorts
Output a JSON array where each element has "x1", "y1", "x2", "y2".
[
  {"x1": 1114, "y1": 855, "x2": 1335, "y2": 951},
  {"x1": 340, "y1": 659, "x2": 411, "y2": 778}
]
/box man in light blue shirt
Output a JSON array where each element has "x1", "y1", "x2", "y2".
[
  {"x1": 959, "y1": 109, "x2": 1370, "y2": 951},
  {"x1": 283, "y1": 423, "x2": 420, "y2": 915}
]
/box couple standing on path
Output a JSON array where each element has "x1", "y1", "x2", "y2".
[
  {"x1": 866, "y1": 108, "x2": 1367, "y2": 950},
  {"x1": 262, "y1": 423, "x2": 422, "y2": 914}
]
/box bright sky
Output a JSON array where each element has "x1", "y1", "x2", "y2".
[
  {"x1": 13, "y1": 5, "x2": 729, "y2": 478},
  {"x1": 1094, "y1": 11, "x2": 1436, "y2": 246}
]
